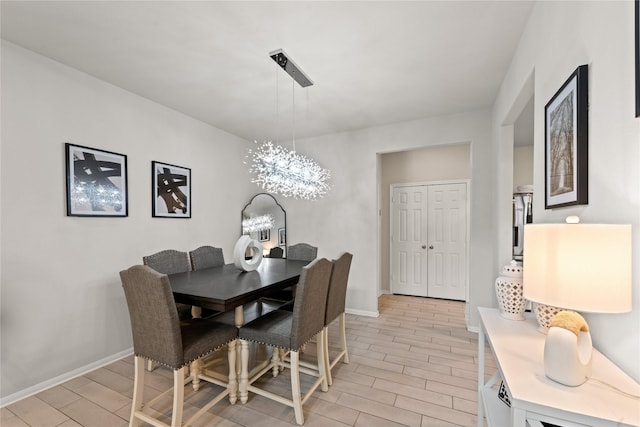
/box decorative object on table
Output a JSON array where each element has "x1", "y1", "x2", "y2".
[
  {"x1": 247, "y1": 49, "x2": 330, "y2": 200},
  {"x1": 65, "y1": 143, "x2": 128, "y2": 217},
  {"x1": 497, "y1": 381, "x2": 511, "y2": 407},
  {"x1": 544, "y1": 64, "x2": 588, "y2": 209},
  {"x1": 523, "y1": 217, "x2": 632, "y2": 386},
  {"x1": 636, "y1": 0, "x2": 639, "y2": 117},
  {"x1": 233, "y1": 235, "x2": 263, "y2": 272},
  {"x1": 151, "y1": 161, "x2": 190, "y2": 218},
  {"x1": 494, "y1": 260, "x2": 526, "y2": 321},
  {"x1": 531, "y1": 302, "x2": 565, "y2": 333},
  {"x1": 544, "y1": 310, "x2": 593, "y2": 387}
]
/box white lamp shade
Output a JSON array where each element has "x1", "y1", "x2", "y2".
[{"x1": 523, "y1": 223, "x2": 631, "y2": 313}]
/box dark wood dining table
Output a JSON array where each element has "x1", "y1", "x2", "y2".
[
  {"x1": 169, "y1": 257, "x2": 309, "y2": 317},
  {"x1": 168, "y1": 257, "x2": 310, "y2": 404}
]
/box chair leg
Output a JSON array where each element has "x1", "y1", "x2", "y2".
[
  {"x1": 290, "y1": 350, "x2": 304, "y2": 425},
  {"x1": 317, "y1": 330, "x2": 328, "y2": 392},
  {"x1": 340, "y1": 313, "x2": 350, "y2": 364},
  {"x1": 240, "y1": 339, "x2": 250, "y2": 404},
  {"x1": 322, "y1": 326, "x2": 332, "y2": 386},
  {"x1": 146, "y1": 360, "x2": 155, "y2": 372},
  {"x1": 170, "y1": 367, "x2": 185, "y2": 427},
  {"x1": 130, "y1": 357, "x2": 145, "y2": 427},
  {"x1": 228, "y1": 340, "x2": 238, "y2": 404}
]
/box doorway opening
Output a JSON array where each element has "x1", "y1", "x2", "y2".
[{"x1": 378, "y1": 143, "x2": 471, "y2": 300}]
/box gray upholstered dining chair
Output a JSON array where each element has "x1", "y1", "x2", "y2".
[
  {"x1": 279, "y1": 252, "x2": 352, "y2": 386},
  {"x1": 268, "y1": 246, "x2": 284, "y2": 258},
  {"x1": 142, "y1": 249, "x2": 195, "y2": 371},
  {"x1": 120, "y1": 265, "x2": 238, "y2": 427},
  {"x1": 189, "y1": 245, "x2": 225, "y2": 270},
  {"x1": 142, "y1": 249, "x2": 193, "y2": 319},
  {"x1": 287, "y1": 243, "x2": 318, "y2": 261},
  {"x1": 322, "y1": 252, "x2": 353, "y2": 385},
  {"x1": 263, "y1": 242, "x2": 318, "y2": 304},
  {"x1": 238, "y1": 258, "x2": 333, "y2": 425}
]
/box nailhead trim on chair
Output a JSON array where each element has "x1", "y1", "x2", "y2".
[{"x1": 134, "y1": 337, "x2": 236, "y2": 369}]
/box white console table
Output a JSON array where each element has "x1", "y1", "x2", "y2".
[{"x1": 477, "y1": 307, "x2": 640, "y2": 427}]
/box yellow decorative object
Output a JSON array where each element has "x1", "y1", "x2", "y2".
[{"x1": 549, "y1": 310, "x2": 589, "y2": 337}]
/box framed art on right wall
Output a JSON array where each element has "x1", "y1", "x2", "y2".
[
  {"x1": 544, "y1": 65, "x2": 589, "y2": 209},
  {"x1": 634, "y1": 0, "x2": 640, "y2": 117}
]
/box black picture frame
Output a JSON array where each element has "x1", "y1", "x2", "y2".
[
  {"x1": 634, "y1": 0, "x2": 640, "y2": 117},
  {"x1": 278, "y1": 228, "x2": 286, "y2": 246},
  {"x1": 544, "y1": 65, "x2": 589, "y2": 209},
  {"x1": 152, "y1": 161, "x2": 191, "y2": 218},
  {"x1": 65, "y1": 143, "x2": 128, "y2": 217},
  {"x1": 259, "y1": 229, "x2": 270, "y2": 242}
]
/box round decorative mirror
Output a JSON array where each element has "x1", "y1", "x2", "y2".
[{"x1": 241, "y1": 193, "x2": 286, "y2": 257}]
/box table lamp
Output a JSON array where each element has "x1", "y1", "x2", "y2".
[{"x1": 522, "y1": 218, "x2": 632, "y2": 386}]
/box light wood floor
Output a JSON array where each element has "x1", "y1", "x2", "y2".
[{"x1": 1, "y1": 294, "x2": 496, "y2": 427}]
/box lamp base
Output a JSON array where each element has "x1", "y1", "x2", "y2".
[{"x1": 544, "y1": 326, "x2": 592, "y2": 386}]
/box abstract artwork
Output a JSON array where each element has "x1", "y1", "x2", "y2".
[
  {"x1": 152, "y1": 161, "x2": 191, "y2": 218},
  {"x1": 65, "y1": 143, "x2": 128, "y2": 217},
  {"x1": 544, "y1": 65, "x2": 589, "y2": 209}
]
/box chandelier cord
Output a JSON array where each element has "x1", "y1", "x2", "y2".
[
  {"x1": 292, "y1": 71, "x2": 296, "y2": 153},
  {"x1": 275, "y1": 62, "x2": 279, "y2": 145}
]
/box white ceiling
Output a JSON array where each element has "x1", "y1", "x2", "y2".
[{"x1": 1, "y1": 1, "x2": 535, "y2": 143}]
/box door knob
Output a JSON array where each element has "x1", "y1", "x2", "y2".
[
  {"x1": 429, "y1": 245, "x2": 434, "y2": 249},
  {"x1": 421, "y1": 244, "x2": 426, "y2": 249}
]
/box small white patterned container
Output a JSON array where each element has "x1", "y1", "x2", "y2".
[{"x1": 495, "y1": 260, "x2": 526, "y2": 320}]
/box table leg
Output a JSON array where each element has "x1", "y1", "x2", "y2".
[
  {"x1": 191, "y1": 306, "x2": 202, "y2": 318},
  {"x1": 239, "y1": 339, "x2": 249, "y2": 404},
  {"x1": 191, "y1": 359, "x2": 201, "y2": 391},
  {"x1": 477, "y1": 323, "x2": 485, "y2": 427},
  {"x1": 234, "y1": 305, "x2": 244, "y2": 327}
]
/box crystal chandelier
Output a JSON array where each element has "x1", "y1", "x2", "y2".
[
  {"x1": 242, "y1": 213, "x2": 275, "y2": 233},
  {"x1": 248, "y1": 49, "x2": 331, "y2": 200},
  {"x1": 249, "y1": 142, "x2": 330, "y2": 200}
]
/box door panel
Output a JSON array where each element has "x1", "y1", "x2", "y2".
[
  {"x1": 390, "y1": 186, "x2": 428, "y2": 297},
  {"x1": 427, "y1": 184, "x2": 467, "y2": 300}
]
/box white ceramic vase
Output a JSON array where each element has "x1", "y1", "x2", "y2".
[
  {"x1": 495, "y1": 260, "x2": 526, "y2": 320},
  {"x1": 233, "y1": 235, "x2": 263, "y2": 271}
]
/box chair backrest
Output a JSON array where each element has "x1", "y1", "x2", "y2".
[
  {"x1": 290, "y1": 258, "x2": 333, "y2": 349},
  {"x1": 325, "y1": 252, "x2": 353, "y2": 325},
  {"x1": 119, "y1": 265, "x2": 183, "y2": 368},
  {"x1": 287, "y1": 243, "x2": 317, "y2": 261},
  {"x1": 268, "y1": 247, "x2": 284, "y2": 258},
  {"x1": 143, "y1": 249, "x2": 191, "y2": 275},
  {"x1": 189, "y1": 246, "x2": 225, "y2": 270}
]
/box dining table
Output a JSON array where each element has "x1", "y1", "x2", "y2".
[{"x1": 168, "y1": 257, "x2": 310, "y2": 403}]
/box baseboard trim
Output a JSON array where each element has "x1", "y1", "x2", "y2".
[
  {"x1": 346, "y1": 308, "x2": 379, "y2": 318},
  {"x1": 0, "y1": 348, "x2": 133, "y2": 408}
]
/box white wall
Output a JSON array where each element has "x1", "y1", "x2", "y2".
[
  {"x1": 493, "y1": 1, "x2": 640, "y2": 381},
  {"x1": 283, "y1": 109, "x2": 495, "y2": 325},
  {"x1": 0, "y1": 41, "x2": 257, "y2": 402},
  {"x1": 513, "y1": 145, "x2": 534, "y2": 191}
]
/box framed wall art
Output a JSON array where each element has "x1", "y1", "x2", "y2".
[
  {"x1": 65, "y1": 143, "x2": 128, "y2": 217},
  {"x1": 634, "y1": 0, "x2": 640, "y2": 117},
  {"x1": 544, "y1": 64, "x2": 589, "y2": 209},
  {"x1": 278, "y1": 228, "x2": 286, "y2": 246},
  {"x1": 152, "y1": 161, "x2": 191, "y2": 218},
  {"x1": 259, "y1": 229, "x2": 270, "y2": 242}
]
